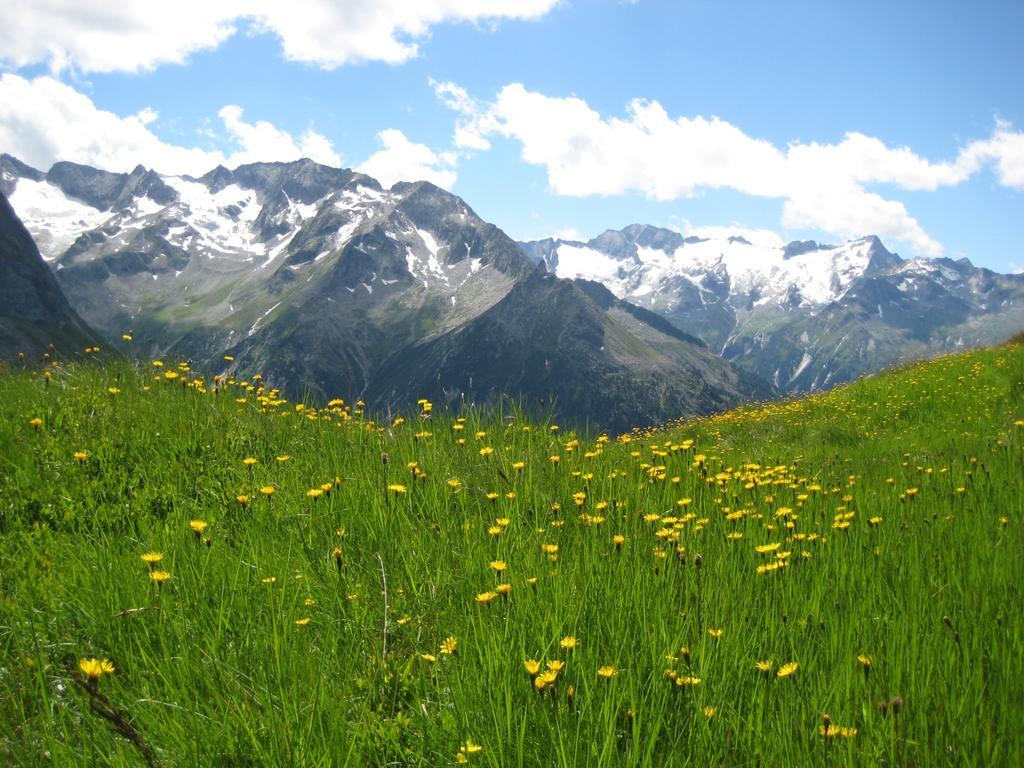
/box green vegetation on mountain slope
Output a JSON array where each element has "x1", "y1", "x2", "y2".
[{"x1": 0, "y1": 339, "x2": 1022, "y2": 766}]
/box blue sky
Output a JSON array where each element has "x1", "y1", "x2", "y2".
[{"x1": 1, "y1": 0, "x2": 1022, "y2": 270}]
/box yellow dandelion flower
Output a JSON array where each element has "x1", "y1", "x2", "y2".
[
  {"x1": 755, "y1": 660, "x2": 774, "y2": 673},
  {"x1": 79, "y1": 657, "x2": 115, "y2": 680},
  {"x1": 524, "y1": 659, "x2": 541, "y2": 676},
  {"x1": 476, "y1": 591, "x2": 498, "y2": 604},
  {"x1": 546, "y1": 660, "x2": 565, "y2": 674},
  {"x1": 560, "y1": 636, "x2": 578, "y2": 651},
  {"x1": 243, "y1": 457, "x2": 257, "y2": 467},
  {"x1": 388, "y1": 483, "x2": 407, "y2": 494},
  {"x1": 149, "y1": 570, "x2": 171, "y2": 585},
  {"x1": 597, "y1": 665, "x2": 617, "y2": 678},
  {"x1": 140, "y1": 551, "x2": 163, "y2": 566},
  {"x1": 260, "y1": 486, "x2": 276, "y2": 497},
  {"x1": 777, "y1": 661, "x2": 799, "y2": 678},
  {"x1": 295, "y1": 618, "x2": 311, "y2": 626},
  {"x1": 535, "y1": 670, "x2": 558, "y2": 690},
  {"x1": 708, "y1": 628, "x2": 723, "y2": 638},
  {"x1": 189, "y1": 519, "x2": 208, "y2": 535},
  {"x1": 419, "y1": 653, "x2": 437, "y2": 663},
  {"x1": 73, "y1": 450, "x2": 88, "y2": 462},
  {"x1": 440, "y1": 636, "x2": 458, "y2": 655},
  {"x1": 489, "y1": 560, "x2": 508, "y2": 572}
]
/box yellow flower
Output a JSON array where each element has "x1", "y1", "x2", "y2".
[
  {"x1": 189, "y1": 519, "x2": 208, "y2": 535},
  {"x1": 707, "y1": 628, "x2": 723, "y2": 638},
  {"x1": 597, "y1": 665, "x2": 617, "y2": 678},
  {"x1": 236, "y1": 494, "x2": 249, "y2": 505},
  {"x1": 79, "y1": 657, "x2": 115, "y2": 680},
  {"x1": 419, "y1": 653, "x2": 437, "y2": 663},
  {"x1": 560, "y1": 636, "x2": 578, "y2": 651},
  {"x1": 276, "y1": 455, "x2": 290, "y2": 462},
  {"x1": 534, "y1": 670, "x2": 558, "y2": 690},
  {"x1": 675, "y1": 676, "x2": 701, "y2": 686},
  {"x1": 463, "y1": 740, "x2": 483, "y2": 754},
  {"x1": 777, "y1": 661, "x2": 799, "y2": 678},
  {"x1": 140, "y1": 551, "x2": 163, "y2": 566},
  {"x1": 495, "y1": 583, "x2": 512, "y2": 596},
  {"x1": 612, "y1": 534, "x2": 625, "y2": 549},
  {"x1": 703, "y1": 706, "x2": 716, "y2": 718},
  {"x1": 546, "y1": 660, "x2": 565, "y2": 674},
  {"x1": 29, "y1": 417, "x2": 43, "y2": 429},
  {"x1": 857, "y1": 655, "x2": 872, "y2": 668},
  {"x1": 476, "y1": 591, "x2": 497, "y2": 604},
  {"x1": 243, "y1": 457, "x2": 258, "y2": 466},
  {"x1": 295, "y1": 618, "x2": 311, "y2": 626},
  {"x1": 260, "y1": 486, "x2": 276, "y2": 497},
  {"x1": 524, "y1": 659, "x2": 541, "y2": 676},
  {"x1": 512, "y1": 461, "x2": 526, "y2": 471},
  {"x1": 388, "y1": 483, "x2": 407, "y2": 494},
  {"x1": 479, "y1": 446, "x2": 494, "y2": 457},
  {"x1": 73, "y1": 450, "x2": 88, "y2": 462},
  {"x1": 755, "y1": 660, "x2": 774, "y2": 673},
  {"x1": 489, "y1": 560, "x2": 508, "y2": 572},
  {"x1": 440, "y1": 636, "x2": 457, "y2": 655},
  {"x1": 261, "y1": 576, "x2": 277, "y2": 584},
  {"x1": 820, "y1": 723, "x2": 858, "y2": 739},
  {"x1": 306, "y1": 488, "x2": 323, "y2": 499},
  {"x1": 149, "y1": 570, "x2": 171, "y2": 585}
]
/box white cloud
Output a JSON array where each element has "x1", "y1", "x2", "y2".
[
  {"x1": 958, "y1": 120, "x2": 1024, "y2": 190},
  {"x1": 217, "y1": 105, "x2": 341, "y2": 167},
  {"x1": 356, "y1": 129, "x2": 457, "y2": 189},
  {"x1": 436, "y1": 81, "x2": 1024, "y2": 257},
  {"x1": 550, "y1": 227, "x2": 585, "y2": 241},
  {"x1": 1, "y1": 0, "x2": 560, "y2": 74},
  {"x1": 685, "y1": 225, "x2": 786, "y2": 249},
  {"x1": 0, "y1": 74, "x2": 341, "y2": 175}
]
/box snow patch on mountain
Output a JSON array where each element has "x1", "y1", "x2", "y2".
[
  {"x1": 549, "y1": 232, "x2": 881, "y2": 309},
  {"x1": 8, "y1": 178, "x2": 110, "y2": 260}
]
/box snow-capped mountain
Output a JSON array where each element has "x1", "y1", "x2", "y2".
[
  {"x1": 521, "y1": 224, "x2": 1024, "y2": 391},
  {"x1": 0, "y1": 155, "x2": 765, "y2": 430}
]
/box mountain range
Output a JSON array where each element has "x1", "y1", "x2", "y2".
[
  {"x1": 2, "y1": 152, "x2": 1020, "y2": 427},
  {"x1": 521, "y1": 226, "x2": 1024, "y2": 391},
  {"x1": 0, "y1": 154, "x2": 764, "y2": 431}
]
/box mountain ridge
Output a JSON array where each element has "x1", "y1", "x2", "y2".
[
  {"x1": 519, "y1": 224, "x2": 1024, "y2": 391},
  {"x1": 1, "y1": 154, "x2": 764, "y2": 429}
]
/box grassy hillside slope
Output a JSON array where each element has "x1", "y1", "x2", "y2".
[{"x1": 1, "y1": 340, "x2": 1022, "y2": 766}]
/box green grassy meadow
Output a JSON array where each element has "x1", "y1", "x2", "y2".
[{"x1": 1, "y1": 341, "x2": 1022, "y2": 766}]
